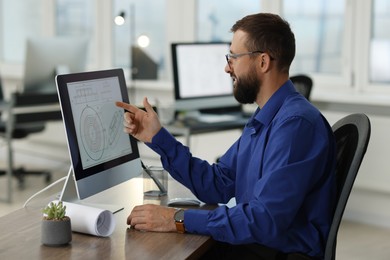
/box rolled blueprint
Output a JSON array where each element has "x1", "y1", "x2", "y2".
[{"x1": 49, "y1": 200, "x2": 116, "y2": 237}]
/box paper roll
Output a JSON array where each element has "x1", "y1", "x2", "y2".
[{"x1": 49, "y1": 200, "x2": 116, "y2": 237}]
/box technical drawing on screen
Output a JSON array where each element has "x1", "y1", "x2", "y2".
[{"x1": 68, "y1": 77, "x2": 132, "y2": 169}]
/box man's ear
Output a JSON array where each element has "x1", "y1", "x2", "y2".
[{"x1": 260, "y1": 55, "x2": 268, "y2": 70}]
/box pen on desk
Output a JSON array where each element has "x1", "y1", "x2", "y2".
[{"x1": 141, "y1": 161, "x2": 168, "y2": 195}]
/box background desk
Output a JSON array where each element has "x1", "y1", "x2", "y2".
[
  {"x1": 165, "y1": 113, "x2": 249, "y2": 147},
  {"x1": 0, "y1": 176, "x2": 215, "y2": 259}
]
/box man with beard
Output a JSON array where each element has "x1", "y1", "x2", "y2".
[{"x1": 116, "y1": 13, "x2": 336, "y2": 260}]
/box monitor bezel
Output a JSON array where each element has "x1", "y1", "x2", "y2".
[{"x1": 56, "y1": 68, "x2": 140, "y2": 182}]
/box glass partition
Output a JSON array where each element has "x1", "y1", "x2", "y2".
[{"x1": 113, "y1": 0, "x2": 165, "y2": 80}]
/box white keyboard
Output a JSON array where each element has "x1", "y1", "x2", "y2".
[{"x1": 197, "y1": 114, "x2": 237, "y2": 123}]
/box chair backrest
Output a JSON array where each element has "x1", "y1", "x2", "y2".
[
  {"x1": 0, "y1": 76, "x2": 5, "y2": 117},
  {"x1": 0, "y1": 76, "x2": 4, "y2": 101},
  {"x1": 324, "y1": 113, "x2": 371, "y2": 260},
  {"x1": 10, "y1": 92, "x2": 62, "y2": 124},
  {"x1": 0, "y1": 73, "x2": 61, "y2": 125},
  {"x1": 290, "y1": 74, "x2": 313, "y2": 100}
]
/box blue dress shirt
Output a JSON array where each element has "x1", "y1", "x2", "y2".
[{"x1": 146, "y1": 80, "x2": 336, "y2": 258}]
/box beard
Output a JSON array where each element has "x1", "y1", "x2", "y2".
[{"x1": 232, "y1": 66, "x2": 260, "y2": 104}]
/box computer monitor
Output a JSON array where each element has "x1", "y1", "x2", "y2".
[
  {"x1": 55, "y1": 68, "x2": 142, "y2": 211},
  {"x1": 24, "y1": 36, "x2": 88, "y2": 94},
  {"x1": 131, "y1": 46, "x2": 158, "y2": 80},
  {"x1": 171, "y1": 42, "x2": 240, "y2": 114}
]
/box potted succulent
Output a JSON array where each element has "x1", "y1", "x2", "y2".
[{"x1": 41, "y1": 201, "x2": 72, "y2": 246}]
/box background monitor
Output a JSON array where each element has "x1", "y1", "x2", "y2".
[
  {"x1": 131, "y1": 46, "x2": 158, "y2": 80},
  {"x1": 171, "y1": 42, "x2": 240, "y2": 113},
  {"x1": 24, "y1": 36, "x2": 89, "y2": 94},
  {"x1": 55, "y1": 68, "x2": 142, "y2": 209}
]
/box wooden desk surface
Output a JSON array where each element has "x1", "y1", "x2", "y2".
[{"x1": 0, "y1": 176, "x2": 215, "y2": 259}]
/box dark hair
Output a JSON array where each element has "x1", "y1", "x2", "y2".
[{"x1": 231, "y1": 13, "x2": 295, "y2": 73}]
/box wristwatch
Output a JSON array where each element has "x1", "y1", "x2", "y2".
[{"x1": 174, "y1": 209, "x2": 185, "y2": 233}]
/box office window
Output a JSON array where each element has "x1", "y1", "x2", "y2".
[
  {"x1": 55, "y1": 0, "x2": 95, "y2": 67},
  {"x1": 370, "y1": 0, "x2": 390, "y2": 83},
  {"x1": 56, "y1": 0, "x2": 94, "y2": 36},
  {"x1": 113, "y1": 0, "x2": 165, "y2": 80},
  {"x1": 0, "y1": 0, "x2": 94, "y2": 63},
  {"x1": 197, "y1": 0, "x2": 261, "y2": 42},
  {"x1": 283, "y1": 0, "x2": 345, "y2": 75},
  {"x1": 0, "y1": 0, "x2": 42, "y2": 62}
]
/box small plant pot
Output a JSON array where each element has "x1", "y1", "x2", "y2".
[{"x1": 41, "y1": 217, "x2": 72, "y2": 246}]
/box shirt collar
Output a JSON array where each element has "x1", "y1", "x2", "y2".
[{"x1": 251, "y1": 80, "x2": 296, "y2": 128}]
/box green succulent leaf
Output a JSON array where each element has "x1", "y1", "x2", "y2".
[{"x1": 42, "y1": 201, "x2": 67, "y2": 220}]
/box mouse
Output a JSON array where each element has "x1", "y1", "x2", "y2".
[{"x1": 167, "y1": 198, "x2": 201, "y2": 207}]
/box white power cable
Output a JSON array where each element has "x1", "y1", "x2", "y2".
[{"x1": 22, "y1": 165, "x2": 72, "y2": 208}]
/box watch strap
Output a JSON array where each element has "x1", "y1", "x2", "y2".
[
  {"x1": 174, "y1": 209, "x2": 186, "y2": 233},
  {"x1": 175, "y1": 221, "x2": 185, "y2": 233}
]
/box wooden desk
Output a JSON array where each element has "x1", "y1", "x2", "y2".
[{"x1": 0, "y1": 176, "x2": 215, "y2": 259}]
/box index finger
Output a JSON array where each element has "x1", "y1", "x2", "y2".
[{"x1": 115, "y1": 101, "x2": 137, "y2": 114}]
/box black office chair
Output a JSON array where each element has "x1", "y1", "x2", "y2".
[
  {"x1": 290, "y1": 74, "x2": 313, "y2": 100},
  {"x1": 324, "y1": 113, "x2": 371, "y2": 260},
  {"x1": 0, "y1": 80, "x2": 62, "y2": 202},
  {"x1": 0, "y1": 116, "x2": 49, "y2": 185}
]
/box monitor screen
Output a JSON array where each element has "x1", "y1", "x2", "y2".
[
  {"x1": 55, "y1": 68, "x2": 142, "y2": 203},
  {"x1": 24, "y1": 37, "x2": 89, "y2": 94},
  {"x1": 171, "y1": 42, "x2": 240, "y2": 112}
]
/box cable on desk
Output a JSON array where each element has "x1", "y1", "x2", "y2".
[{"x1": 22, "y1": 165, "x2": 71, "y2": 208}]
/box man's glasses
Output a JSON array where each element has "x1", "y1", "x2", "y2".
[{"x1": 225, "y1": 51, "x2": 274, "y2": 69}]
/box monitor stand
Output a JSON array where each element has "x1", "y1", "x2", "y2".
[{"x1": 59, "y1": 166, "x2": 124, "y2": 214}]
